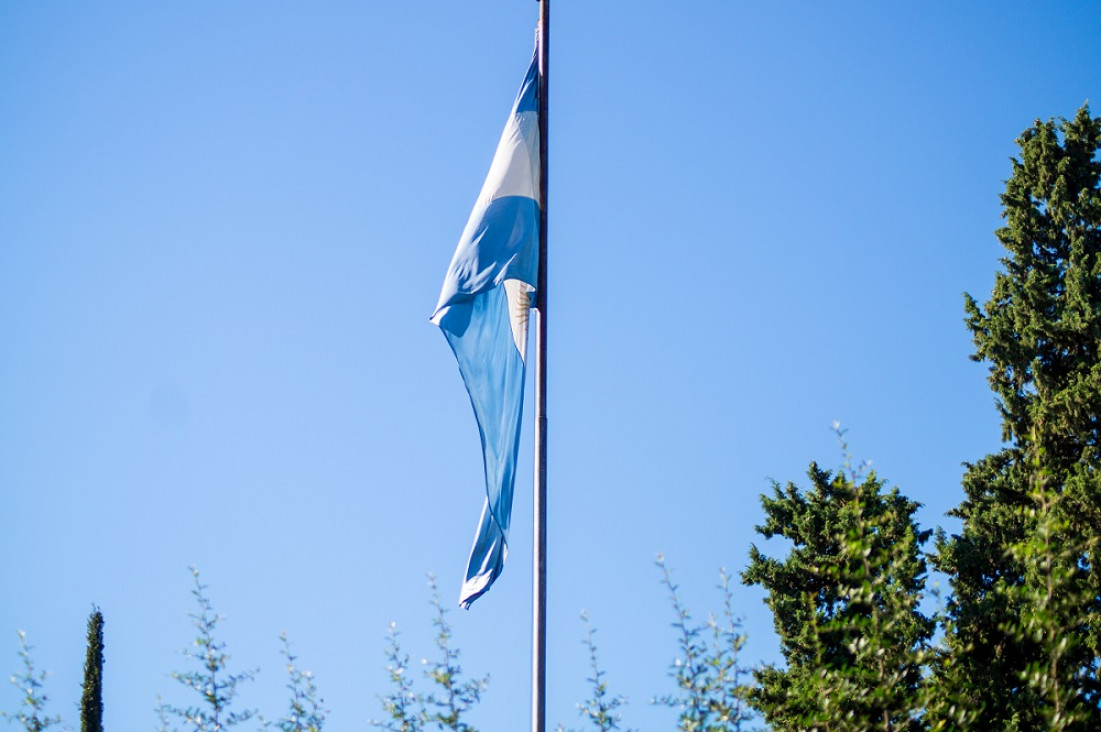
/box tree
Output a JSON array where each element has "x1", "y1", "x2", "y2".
[
  {"x1": 275, "y1": 632, "x2": 328, "y2": 732},
  {"x1": 1001, "y1": 466, "x2": 1099, "y2": 731},
  {"x1": 742, "y1": 456, "x2": 933, "y2": 732},
  {"x1": 420, "y1": 575, "x2": 487, "y2": 732},
  {"x1": 653, "y1": 558, "x2": 753, "y2": 732},
  {"x1": 3, "y1": 631, "x2": 61, "y2": 732},
  {"x1": 373, "y1": 622, "x2": 422, "y2": 732},
  {"x1": 157, "y1": 567, "x2": 257, "y2": 732},
  {"x1": 372, "y1": 575, "x2": 488, "y2": 732},
  {"x1": 933, "y1": 104, "x2": 1101, "y2": 730},
  {"x1": 558, "y1": 611, "x2": 631, "y2": 732},
  {"x1": 80, "y1": 607, "x2": 105, "y2": 732}
]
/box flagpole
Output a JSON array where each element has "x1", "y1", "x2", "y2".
[{"x1": 532, "y1": 2, "x2": 549, "y2": 732}]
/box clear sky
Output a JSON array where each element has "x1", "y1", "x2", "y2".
[{"x1": 2, "y1": 2, "x2": 1101, "y2": 730}]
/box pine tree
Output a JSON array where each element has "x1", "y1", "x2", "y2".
[
  {"x1": 933, "y1": 104, "x2": 1101, "y2": 730},
  {"x1": 80, "y1": 608, "x2": 105, "y2": 732},
  {"x1": 742, "y1": 458, "x2": 933, "y2": 732}
]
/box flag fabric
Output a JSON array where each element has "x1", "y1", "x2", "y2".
[{"x1": 432, "y1": 53, "x2": 541, "y2": 609}]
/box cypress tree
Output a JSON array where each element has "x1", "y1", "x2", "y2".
[
  {"x1": 932, "y1": 104, "x2": 1101, "y2": 730},
  {"x1": 742, "y1": 462, "x2": 933, "y2": 731},
  {"x1": 80, "y1": 608, "x2": 104, "y2": 732}
]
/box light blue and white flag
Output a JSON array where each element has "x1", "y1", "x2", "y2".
[{"x1": 432, "y1": 53, "x2": 540, "y2": 609}]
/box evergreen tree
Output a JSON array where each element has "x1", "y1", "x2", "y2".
[
  {"x1": 742, "y1": 459, "x2": 933, "y2": 732},
  {"x1": 933, "y1": 104, "x2": 1101, "y2": 730},
  {"x1": 80, "y1": 607, "x2": 105, "y2": 732}
]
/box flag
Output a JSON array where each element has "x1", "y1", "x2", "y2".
[{"x1": 432, "y1": 52, "x2": 540, "y2": 609}]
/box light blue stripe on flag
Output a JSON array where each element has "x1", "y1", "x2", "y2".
[{"x1": 432, "y1": 53, "x2": 540, "y2": 609}]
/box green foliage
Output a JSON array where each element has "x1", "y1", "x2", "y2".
[
  {"x1": 965, "y1": 105, "x2": 1101, "y2": 462},
  {"x1": 934, "y1": 103, "x2": 1101, "y2": 730},
  {"x1": 373, "y1": 622, "x2": 421, "y2": 732},
  {"x1": 930, "y1": 451, "x2": 1037, "y2": 728},
  {"x1": 420, "y1": 576, "x2": 487, "y2": 732},
  {"x1": 999, "y1": 469, "x2": 1099, "y2": 731},
  {"x1": 742, "y1": 442, "x2": 933, "y2": 732},
  {"x1": 2, "y1": 631, "x2": 61, "y2": 732},
  {"x1": 558, "y1": 611, "x2": 630, "y2": 732},
  {"x1": 80, "y1": 607, "x2": 105, "y2": 732},
  {"x1": 653, "y1": 557, "x2": 753, "y2": 732},
  {"x1": 156, "y1": 567, "x2": 258, "y2": 732},
  {"x1": 275, "y1": 632, "x2": 328, "y2": 732},
  {"x1": 372, "y1": 575, "x2": 488, "y2": 732}
]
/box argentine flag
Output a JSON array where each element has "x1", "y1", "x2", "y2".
[{"x1": 432, "y1": 53, "x2": 540, "y2": 609}]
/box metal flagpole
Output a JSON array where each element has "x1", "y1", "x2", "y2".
[{"x1": 532, "y1": 2, "x2": 549, "y2": 732}]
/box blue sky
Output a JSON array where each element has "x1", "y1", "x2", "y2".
[{"x1": 2, "y1": 2, "x2": 1100, "y2": 730}]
